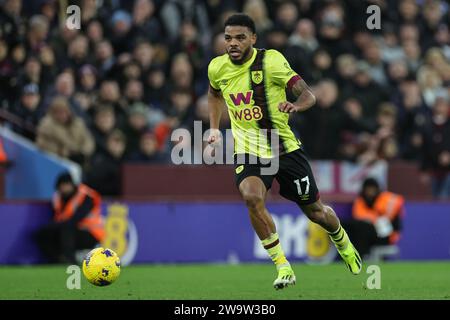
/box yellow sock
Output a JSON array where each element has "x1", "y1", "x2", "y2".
[
  {"x1": 328, "y1": 225, "x2": 350, "y2": 251},
  {"x1": 261, "y1": 233, "x2": 288, "y2": 267}
]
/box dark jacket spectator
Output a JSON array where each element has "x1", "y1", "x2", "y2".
[
  {"x1": 420, "y1": 95, "x2": 450, "y2": 198},
  {"x1": 85, "y1": 129, "x2": 126, "y2": 196},
  {"x1": 11, "y1": 83, "x2": 42, "y2": 140}
]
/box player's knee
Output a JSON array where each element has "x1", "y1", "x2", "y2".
[
  {"x1": 242, "y1": 192, "x2": 264, "y2": 210},
  {"x1": 304, "y1": 204, "x2": 328, "y2": 225},
  {"x1": 309, "y1": 209, "x2": 327, "y2": 225}
]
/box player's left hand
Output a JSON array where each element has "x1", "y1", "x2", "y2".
[{"x1": 278, "y1": 102, "x2": 300, "y2": 113}]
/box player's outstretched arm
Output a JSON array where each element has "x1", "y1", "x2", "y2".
[
  {"x1": 207, "y1": 86, "x2": 225, "y2": 145},
  {"x1": 278, "y1": 79, "x2": 316, "y2": 113}
]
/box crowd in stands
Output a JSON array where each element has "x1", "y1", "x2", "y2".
[{"x1": 0, "y1": 0, "x2": 449, "y2": 197}]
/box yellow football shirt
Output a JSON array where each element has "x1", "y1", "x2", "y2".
[{"x1": 208, "y1": 48, "x2": 302, "y2": 158}]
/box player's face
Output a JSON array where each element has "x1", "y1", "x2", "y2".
[{"x1": 224, "y1": 25, "x2": 256, "y2": 64}]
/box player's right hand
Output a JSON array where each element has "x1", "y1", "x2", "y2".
[{"x1": 207, "y1": 128, "x2": 222, "y2": 147}]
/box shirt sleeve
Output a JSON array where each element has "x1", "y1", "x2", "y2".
[
  {"x1": 267, "y1": 49, "x2": 302, "y2": 90},
  {"x1": 207, "y1": 60, "x2": 221, "y2": 91}
]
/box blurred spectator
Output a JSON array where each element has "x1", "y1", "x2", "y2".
[
  {"x1": 433, "y1": 24, "x2": 450, "y2": 59},
  {"x1": 358, "y1": 103, "x2": 400, "y2": 165},
  {"x1": 133, "y1": 41, "x2": 154, "y2": 75},
  {"x1": 380, "y1": 24, "x2": 404, "y2": 63},
  {"x1": 399, "y1": 22, "x2": 420, "y2": 42},
  {"x1": 166, "y1": 87, "x2": 195, "y2": 131},
  {"x1": 35, "y1": 172, "x2": 104, "y2": 264},
  {"x1": 85, "y1": 129, "x2": 126, "y2": 196},
  {"x1": 243, "y1": 0, "x2": 273, "y2": 46},
  {"x1": 131, "y1": 0, "x2": 162, "y2": 44},
  {"x1": 11, "y1": 83, "x2": 41, "y2": 140},
  {"x1": 417, "y1": 65, "x2": 445, "y2": 108},
  {"x1": 386, "y1": 59, "x2": 409, "y2": 95},
  {"x1": 169, "y1": 53, "x2": 195, "y2": 93},
  {"x1": 274, "y1": 1, "x2": 298, "y2": 35},
  {"x1": 211, "y1": 32, "x2": 227, "y2": 57},
  {"x1": 402, "y1": 38, "x2": 422, "y2": 73},
  {"x1": 421, "y1": 0, "x2": 444, "y2": 49},
  {"x1": 11, "y1": 42, "x2": 26, "y2": 67},
  {"x1": 352, "y1": 30, "x2": 372, "y2": 57},
  {"x1": 293, "y1": 79, "x2": 344, "y2": 159},
  {"x1": 94, "y1": 39, "x2": 115, "y2": 78},
  {"x1": 309, "y1": 48, "x2": 335, "y2": 84},
  {"x1": 81, "y1": 0, "x2": 100, "y2": 25},
  {"x1": 43, "y1": 71, "x2": 88, "y2": 122},
  {"x1": 339, "y1": 98, "x2": 377, "y2": 161},
  {"x1": 420, "y1": 94, "x2": 450, "y2": 199},
  {"x1": 335, "y1": 54, "x2": 357, "y2": 91},
  {"x1": 0, "y1": 0, "x2": 25, "y2": 46},
  {"x1": 290, "y1": 18, "x2": 318, "y2": 53},
  {"x1": 395, "y1": 77, "x2": 429, "y2": 160},
  {"x1": 171, "y1": 21, "x2": 205, "y2": 73},
  {"x1": 123, "y1": 79, "x2": 145, "y2": 107},
  {"x1": 18, "y1": 55, "x2": 42, "y2": 89},
  {"x1": 26, "y1": 14, "x2": 49, "y2": 55},
  {"x1": 317, "y1": 2, "x2": 350, "y2": 58},
  {"x1": 265, "y1": 26, "x2": 288, "y2": 53},
  {"x1": 74, "y1": 64, "x2": 98, "y2": 115},
  {"x1": 345, "y1": 177, "x2": 405, "y2": 259},
  {"x1": 36, "y1": 96, "x2": 95, "y2": 165},
  {"x1": 160, "y1": 0, "x2": 211, "y2": 46},
  {"x1": 98, "y1": 79, "x2": 127, "y2": 125},
  {"x1": 144, "y1": 65, "x2": 169, "y2": 109},
  {"x1": 110, "y1": 10, "x2": 133, "y2": 55},
  {"x1": 126, "y1": 130, "x2": 167, "y2": 163},
  {"x1": 39, "y1": 44, "x2": 57, "y2": 85},
  {"x1": 398, "y1": 0, "x2": 420, "y2": 25},
  {"x1": 89, "y1": 104, "x2": 117, "y2": 155},
  {"x1": 423, "y1": 47, "x2": 449, "y2": 81},
  {"x1": 363, "y1": 40, "x2": 387, "y2": 85},
  {"x1": 122, "y1": 102, "x2": 151, "y2": 155},
  {"x1": 64, "y1": 34, "x2": 91, "y2": 70},
  {"x1": 86, "y1": 19, "x2": 104, "y2": 45},
  {"x1": 343, "y1": 61, "x2": 389, "y2": 127},
  {"x1": 51, "y1": 23, "x2": 79, "y2": 68}
]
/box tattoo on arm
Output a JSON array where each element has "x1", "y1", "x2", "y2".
[
  {"x1": 291, "y1": 79, "x2": 316, "y2": 111},
  {"x1": 291, "y1": 79, "x2": 310, "y2": 97}
]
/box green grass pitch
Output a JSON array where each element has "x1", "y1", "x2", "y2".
[{"x1": 1, "y1": 261, "x2": 449, "y2": 300}]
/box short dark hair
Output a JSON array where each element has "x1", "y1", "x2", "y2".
[
  {"x1": 224, "y1": 13, "x2": 256, "y2": 34},
  {"x1": 362, "y1": 177, "x2": 380, "y2": 190},
  {"x1": 55, "y1": 172, "x2": 75, "y2": 189}
]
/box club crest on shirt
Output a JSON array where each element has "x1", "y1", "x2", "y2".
[{"x1": 251, "y1": 71, "x2": 263, "y2": 84}]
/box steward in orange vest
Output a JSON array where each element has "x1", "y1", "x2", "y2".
[
  {"x1": 53, "y1": 182, "x2": 105, "y2": 242},
  {"x1": 345, "y1": 178, "x2": 405, "y2": 258},
  {"x1": 35, "y1": 172, "x2": 105, "y2": 264},
  {"x1": 353, "y1": 188, "x2": 404, "y2": 245}
]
